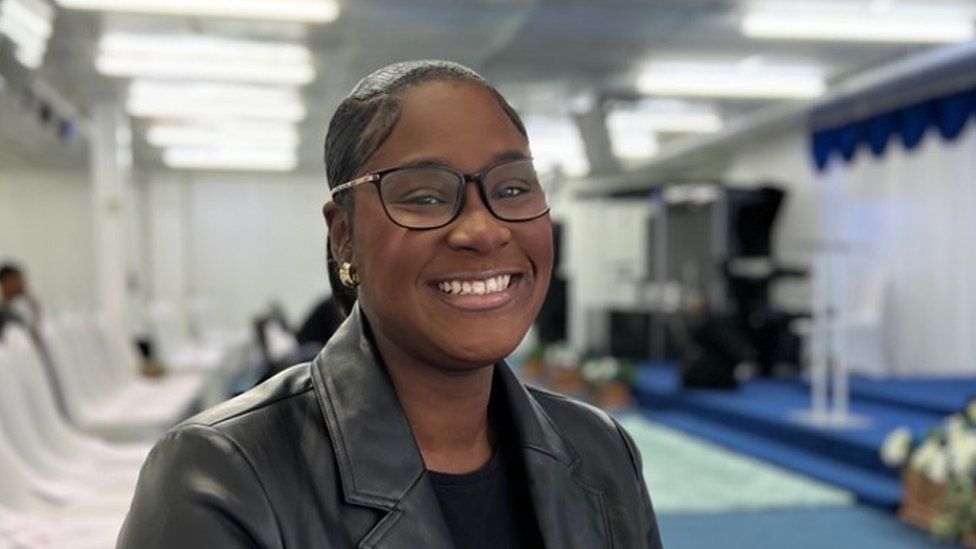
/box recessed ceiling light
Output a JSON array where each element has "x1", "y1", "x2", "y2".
[
  {"x1": 609, "y1": 99, "x2": 723, "y2": 134},
  {"x1": 637, "y1": 59, "x2": 826, "y2": 99},
  {"x1": 127, "y1": 80, "x2": 307, "y2": 122},
  {"x1": 524, "y1": 115, "x2": 590, "y2": 178},
  {"x1": 146, "y1": 122, "x2": 300, "y2": 149},
  {"x1": 56, "y1": 0, "x2": 339, "y2": 24},
  {"x1": 163, "y1": 146, "x2": 298, "y2": 172},
  {"x1": 742, "y1": 1, "x2": 975, "y2": 43},
  {"x1": 607, "y1": 117, "x2": 660, "y2": 161},
  {"x1": 0, "y1": 0, "x2": 54, "y2": 69},
  {"x1": 98, "y1": 33, "x2": 315, "y2": 85}
]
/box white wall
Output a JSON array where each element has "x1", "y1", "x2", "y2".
[
  {"x1": 145, "y1": 172, "x2": 332, "y2": 331},
  {"x1": 0, "y1": 169, "x2": 96, "y2": 309},
  {"x1": 0, "y1": 165, "x2": 336, "y2": 333},
  {"x1": 723, "y1": 125, "x2": 976, "y2": 376},
  {"x1": 563, "y1": 198, "x2": 655, "y2": 352}
]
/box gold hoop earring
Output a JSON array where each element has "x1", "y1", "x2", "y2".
[{"x1": 338, "y1": 262, "x2": 360, "y2": 288}]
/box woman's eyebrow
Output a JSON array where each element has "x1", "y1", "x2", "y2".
[
  {"x1": 395, "y1": 150, "x2": 529, "y2": 171},
  {"x1": 491, "y1": 149, "x2": 530, "y2": 164},
  {"x1": 394, "y1": 157, "x2": 452, "y2": 170}
]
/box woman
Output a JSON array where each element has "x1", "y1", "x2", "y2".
[{"x1": 118, "y1": 60, "x2": 662, "y2": 549}]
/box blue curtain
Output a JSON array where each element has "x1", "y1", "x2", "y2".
[{"x1": 811, "y1": 87, "x2": 976, "y2": 170}]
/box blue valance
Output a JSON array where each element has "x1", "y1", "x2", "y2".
[{"x1": 811, "y1": 86, "x2": 976, "y2": 171}]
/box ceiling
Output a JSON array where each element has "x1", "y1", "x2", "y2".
[{"x1": 0, "y1": 0, "x2": 961, "y2": 175}]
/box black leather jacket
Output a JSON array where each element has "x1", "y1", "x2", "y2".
[{"x1": 117, "y1": 306, "x2": 663, "y2": 548}]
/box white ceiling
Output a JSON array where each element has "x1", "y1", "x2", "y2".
[{"x1": 0, "y1": 0, "x2": 962, "y2": 174}]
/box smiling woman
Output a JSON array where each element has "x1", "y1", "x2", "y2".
[{"x1": 117, "y1": 60, "x2": 662, "y2": 549}]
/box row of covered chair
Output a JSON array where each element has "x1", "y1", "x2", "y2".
[
  {"x1": 42, "y1": 314, "x2": 204, "y2": 440},
  {"x1": 0, "y1": 311, "x2": 251, "y2": 548},
  {"x1": 0, "y1": 326, "x2": 147, "y2": 548}
]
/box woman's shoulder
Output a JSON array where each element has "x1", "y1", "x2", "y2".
[
  {"x1": 118, "y1": 362, "x2": 342, "y2": 547},
  {"x1": 184, "y1": 362, "x2": 317, "y2": 433},
  {"x1": 145, "y1": 361, "x2": 337, "y2": 494},
  {"x1": 147, "y1": 360, "x2": 333, "y2": 476}
]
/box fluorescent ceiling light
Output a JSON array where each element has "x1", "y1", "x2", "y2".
[
  {"x1": 742, "y1": 1, "x2": 975, "y2": 43},
  {"x1": 163, "y1": 146, "x2": 298, "y2": 172},
  {"x1": 98, "y1": 33, "x2": 315, "y2": 85},
  {"x1": 609, "y1": 99, "x2": 723, "y2": 134},
  {"x1": 127, "y1": 80, "x2": 307, "y2": 122},
  {"x1": 524, "y1": 115, "x2": 590, "y2": 178},
  {"x1": 637, "y1": 60, "x2": 826, "y2": 99},
  {"x1": 664, "y1": 184, "x2": 722, "y2": 205},
  {"x1": 1, "y1": 0, "x2": 52, "y2": 38},
  {"x1": 147, "y1": 122, "x2": 300, "y2": 149},
  {"x1": 0, "y1": 0, "x2": 54, "y2": 69},
  {"x1": 56, "y1": 0, "x2": 339, "y2": 23},
  {"x1": 606, "y1": 118, "x2": 660, "y2": 161}
]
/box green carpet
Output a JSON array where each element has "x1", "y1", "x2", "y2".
[{"x1": 618, "y1": 415, "x2": 855, "y2": 513}]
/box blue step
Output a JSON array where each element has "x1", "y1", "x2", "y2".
[
  {"x1": 634, "y1": 366, "x2": 944, "y2": 479},
  {"x1": 803, "y1": 376, "x2": 976, "y2": 417},
  {"x1": 646, "y1": 409, "x2": 903, "y2": 510}
]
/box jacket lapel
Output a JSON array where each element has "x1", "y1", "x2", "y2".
[
  {"x1": 309, "y1": 306, "x2": 454, "y2": 549},
  {"x1": 357, "y1": 473, "x2": 453, "y2": 549},
  {"x1": 496, "y1": 364, "x2": 611, "y2": 548},
  {"x1": 522, "y1": 449, "x2": 610, "y2": 548},
  {"x1": 310, "y1": 305, "x2": 609, "y2": 548}
]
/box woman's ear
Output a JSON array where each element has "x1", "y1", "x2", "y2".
[{"x1": 324, "y1": 200, "x2": 351, "y2": 261}]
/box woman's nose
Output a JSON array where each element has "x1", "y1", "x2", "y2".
[{"x1": 445, "y1": 183, "x2": 511, "y2": 254}]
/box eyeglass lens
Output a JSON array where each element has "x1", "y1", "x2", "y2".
[{"x1": 379, "y1": 160, "x2": 547, "y2": 229}]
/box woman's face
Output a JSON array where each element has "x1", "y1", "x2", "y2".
[{"x1": 331, "y1": 80, "x2": 553, "y2": 371}]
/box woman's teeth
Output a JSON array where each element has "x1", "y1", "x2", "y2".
[{"x1": 437, "y1": 274, "x2": 512, "y2": 296}]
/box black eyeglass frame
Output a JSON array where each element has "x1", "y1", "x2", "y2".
[{"x1": 330, "y1": 158, "x2": 550, "y2": 230}]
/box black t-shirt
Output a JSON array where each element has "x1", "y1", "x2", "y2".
[{"x1": 427, "y1": 390, "x2": 544, "y2": 548}]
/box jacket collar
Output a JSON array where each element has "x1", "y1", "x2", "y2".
[{"x1": 310, "y1": 304, "x2": 607, "y2": 548}]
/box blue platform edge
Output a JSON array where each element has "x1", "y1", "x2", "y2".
[{"x1": 632, "y1": 362, "x2": 976, "y2": 509}]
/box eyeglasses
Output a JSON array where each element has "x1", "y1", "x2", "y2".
[{"x1": 331, "y1": 158, "x2": 550, "y2": 230}]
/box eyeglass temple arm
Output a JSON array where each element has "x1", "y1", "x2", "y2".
[{"x1": 332, "y1": 174, "x2": 379, "y2": 196}]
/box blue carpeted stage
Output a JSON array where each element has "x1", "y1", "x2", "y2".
[{"x1": 633, "y1": 362, "x2": 976, "y2": 509}]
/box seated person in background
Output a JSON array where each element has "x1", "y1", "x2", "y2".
[
  {"x1": 294, "y1": 294, "x2": 343, "y2": 350},
  {"x1": 0, "y1": 262, "x2": 64, "y2": 409},
  {"x1": 0, "y1": 262, "x2": 41, "y2": 338}
]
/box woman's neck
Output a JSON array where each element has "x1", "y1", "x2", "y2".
[{"x1": 372, "y1": 332, "x2": 496, "y2": 474}]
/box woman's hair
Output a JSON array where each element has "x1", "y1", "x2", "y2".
[{"x1": 324, "y1": 60, "x2": 528, "y2": 317}]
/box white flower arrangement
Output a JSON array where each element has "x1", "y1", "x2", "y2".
[
  {"x1": 581, "y1": 357, "x2": 620, "y2": 385},
  {"x1": 884, "y1": 410, "x2": 976, "y2": 483},
  {"x1": 882, "y1": 398, "x2": 976, "y2": 543},
  {"x1": 948, "y1": 427, "x2": 976, "y2": 478},
  {"x1": 543, "y1": 342, "x2": 581, "y2": 370},
  {"x1": 881, "y1": 427, "x2": 913, "y2": 468},
  {"x1": 947, "y1": 413, "x2": 967, "y2": 437}
]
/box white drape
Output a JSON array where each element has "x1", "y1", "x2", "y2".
[{"x1": 818, "y1": 123, "x2": 976, "y2": 376}]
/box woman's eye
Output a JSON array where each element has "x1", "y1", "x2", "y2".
[
  {"x1": 410, "y1": 195, "x2": 446, "y2": 205},
  {"x1": 393, "y1": 190, "x2": 448, "y2": 205},
  {"x1": 495, "y1": 185, "x2": 530, "y2": 199}
]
